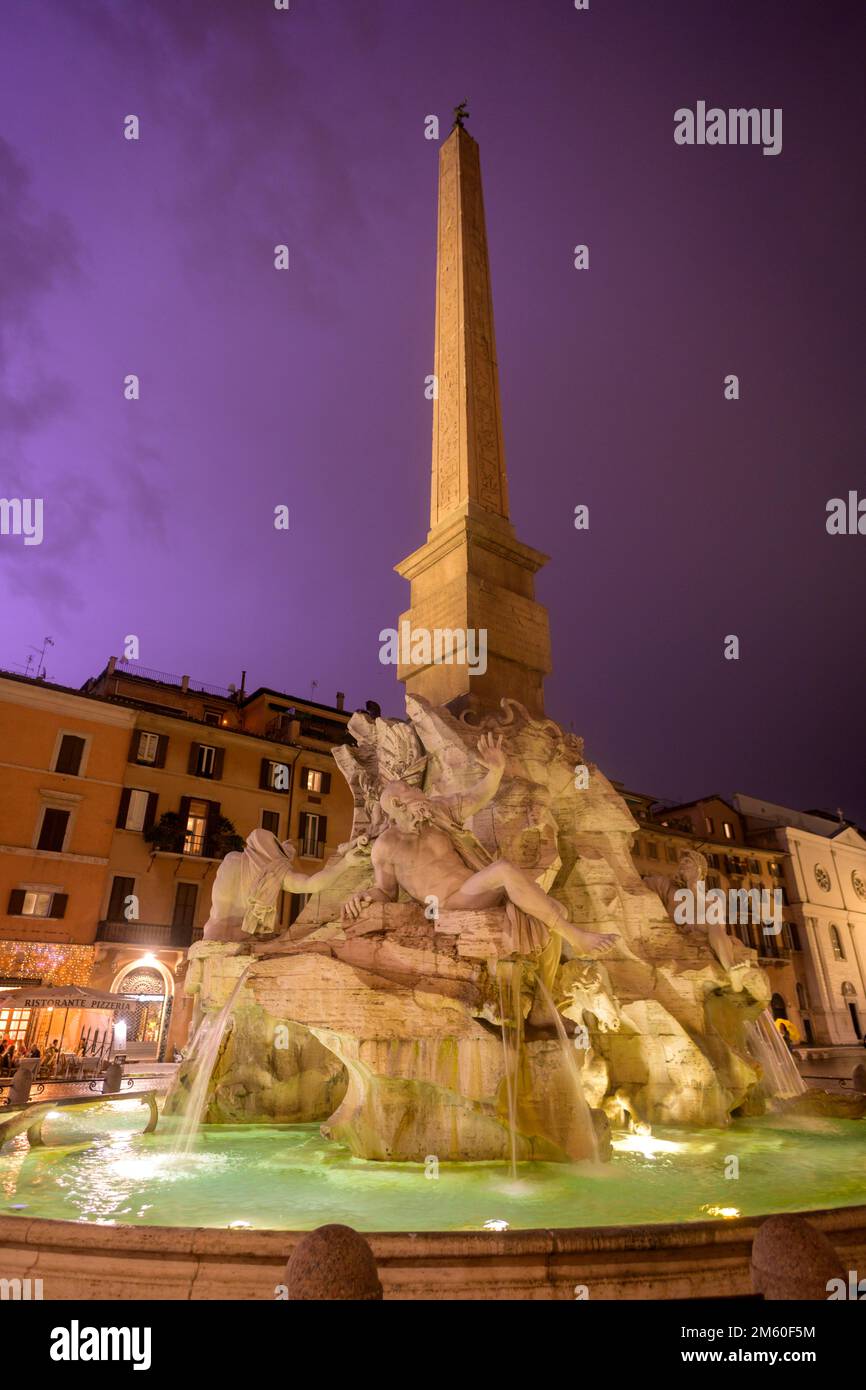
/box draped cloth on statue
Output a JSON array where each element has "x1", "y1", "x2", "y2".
[
  {"x1": 428, "y1": 797, "x2": 551, "y2": 958},
  {"x1": 241, "y1": 829, "x2": 294, "y2": 936}
]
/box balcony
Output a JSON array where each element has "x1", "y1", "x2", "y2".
[{"x1": 96, "y1": 920, "x2": 202, "y2": 949}]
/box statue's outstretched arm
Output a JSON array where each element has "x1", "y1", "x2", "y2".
[
  {"x1": 434, "y1": 732, "x2": 506, "y2": 821},
  {"x1": 282, "y1": 841, "x2": 369, "y2": 896}
]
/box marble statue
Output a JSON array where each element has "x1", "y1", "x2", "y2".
[
  {"x1": 343, "y1": 731, "x2": 618, "y2": 961},
  {"x1": 203, "y1": 828, "x2": 366, "y2": 942},
  {"x1": 643, "y1": 847, "x2": 738, "y2": 975}
]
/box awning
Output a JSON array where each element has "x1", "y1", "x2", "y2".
[{"x1": 0, "y1": 984, "x2": 134, "y2": 1011}]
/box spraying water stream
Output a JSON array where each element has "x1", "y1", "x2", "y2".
[{"x1": 169, "y1": 964, "x2": 253, "y2": 1155}]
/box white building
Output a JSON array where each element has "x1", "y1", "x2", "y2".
[{"x1": 734, "y1": 794, "x2": 866, "y2": 1045}]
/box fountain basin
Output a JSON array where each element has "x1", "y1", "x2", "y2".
[{"x1": 0, "y1": 1108, "x2": 864, "y2": 1298}]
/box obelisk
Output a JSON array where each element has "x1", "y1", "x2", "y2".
[{"x1": 395, "y1": 115, "x2": 551, "y2": 716}]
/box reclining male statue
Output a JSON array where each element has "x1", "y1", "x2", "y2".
[{"x1": 342, "y1": 732, "x2": 618, "y2": 961}]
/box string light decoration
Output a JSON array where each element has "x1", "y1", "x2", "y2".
[{"x1": 0, "y1": 942, "x2": 95, "y2": 988}]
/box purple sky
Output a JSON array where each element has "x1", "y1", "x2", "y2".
[{"x1": 1, "y1": 0, "x2": 864, "y2": 818}]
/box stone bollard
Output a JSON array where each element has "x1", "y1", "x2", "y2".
[
  {"x1": 283, "y1": 1224, "x2": 383, "y2": 1300},
  {"x1": 852, "y1": 1063, "x2": 866, "y2": 1093},
  {"x1": 751, "y1": 1214, "x2": 845, "y2": 1300},
  {"x1": 103, "y1": 1059, "x2": 124, "y2": 1093},
  {"x1": 7, "y1": 1063, "x2": 35, "y2": 1107}
]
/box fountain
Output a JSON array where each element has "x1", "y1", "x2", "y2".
[
  {"x1": 746, "y1": 1011, "x2": 807, "y2": 1103},
  {"x1": 0, "y1": 118, "x2": 864, "y2": 1303},
  {"x1": 168, "y1": 963, "x2": 253, "y2": 1155}
]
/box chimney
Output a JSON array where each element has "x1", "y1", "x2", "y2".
[
  {"x1": 335, "y1": 691, "x2": 345, "y2": 711},
  {"x1": 107, "y1": 656, "x2": 117, "y2": 675}
]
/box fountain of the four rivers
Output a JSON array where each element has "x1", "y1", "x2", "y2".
[{"x1": 1, "y1": 120, "x2": 864, "y2": 1300}]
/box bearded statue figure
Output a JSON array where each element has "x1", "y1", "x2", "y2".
[{"x1": 342, "y1": 733, "x2": 617, "y2": 963}]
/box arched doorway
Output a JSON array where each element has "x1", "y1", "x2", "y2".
[
  {"x1": 770, "y1": 992, "x2": 786, "y2": 1021},
  {"x1": 114, "y1": 965, "x2": 169, "y2": 1060}
]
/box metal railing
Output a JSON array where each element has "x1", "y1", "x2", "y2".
[
  {"x1": 113, "y1": 660, "x2": 234, "y2": 700},
  {"x1": 96, "y1": 920, "x2": 199, "y2": 948}
]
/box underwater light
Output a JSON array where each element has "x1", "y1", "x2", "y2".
[{"x1": 482, "y1": 1218, "x2": 509, "y2": 1232}]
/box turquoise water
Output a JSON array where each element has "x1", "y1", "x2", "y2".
[{"x1": 0, "y1": 1101, "x2": 863, "y2": 1232}]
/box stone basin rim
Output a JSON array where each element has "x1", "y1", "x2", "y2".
[{"x1": 3, "y1": 1199, "x2": 866, "y2": 1254}]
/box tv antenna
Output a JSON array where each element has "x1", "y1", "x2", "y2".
[{"x1": 29, "y1": 636, "x2": 54, "y2": 680}]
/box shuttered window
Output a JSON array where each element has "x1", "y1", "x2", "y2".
[
  {"x1": 172, "y1": 882, "x2": 198, "y2": 930},
  {"x1": 54, "y1": 734, "x2": 86, "y2": 776},
  {"x1": 37, "y1": 808, "x2": 70, "y2": 853},
  {"x1": 107, "y1": 876, "x2": 135, "y2": 922}
]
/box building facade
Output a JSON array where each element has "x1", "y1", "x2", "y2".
[
  {"x1": 621, "y1": 788, "x2": 806, "y2": 1041},
  {"x1": 0, "y1": 660, "x2": 356, "y2": 1060},
  {"x1": 734, "y1": 795, "x2": 866, "y2": 1046}
]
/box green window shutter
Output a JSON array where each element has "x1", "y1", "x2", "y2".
[
  {"x1": 321, "y1": 772, "x2": 331, "y2": 795},
  {"x1": 188, "y1": 743, "x2": 200, "y2": 776},
  {"x1": 259, "y1": 757, "x2": 271, "y2": 790},
  {"x1": 7, "y1": 889, "x2": 25, "y2": 915},
  {"x1": 212, "y1": 748, "x2": 225, "y2": 780},
  {"x1": 116, "y1": 788, "x2": 131, "y2": 829},
  {"x1": 55, "y1": 734, "x2": 85, "y2": 775},
  {"x1": 128, "y1": 730, "x2": 141, "y2": 763},
  {"x1": 107, "y1": 876, "x2": 133, "y2": 921},
  {"x1": 143, "y1": 791, "x2": 158, "y2": 832},
  {"x1": 38, "y1": 808, "x2": 70, "y2": 852},
  {"x1": 155, "y1": 735, "x2": 168, "y2": 768},
  {"x1": 205, "y1": 802, "x2": 221, "y2": 856},
  {"x1": 50, "y1": 893, "x2": 68, "y2": 919}
]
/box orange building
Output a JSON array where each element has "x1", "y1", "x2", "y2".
[{"x1": 0, "y1": 661, "x2": 357, "y2": 1060}]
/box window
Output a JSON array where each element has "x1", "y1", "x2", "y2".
[
  {"x1": 54, "y1": 734, "x2": 85, "y2": 776},
  {"x1": 117, "y1": 788, "x2": 157, "y2": 833},
  {"x1": 632, "y1": 838, "x2": 642, "y2": 858},
  {"x1": 748, "y1": 859, "x2": 760, "y2": 875},
  {"x1": 300, "y1": 767, "x2": 331, "y2": 794},
  {"x1": 184, "y1": 799, "x2": 210, "y2": 856},
  {"x1": 37, "y1": 808, "x2": 70, "y2": 853},
  {"x1": 137, "y1": 732, "x2": 159, "y2": 764},
  {"x1": 260, "y1": 758, "x2": 291, "y2": 793},
  {"x1": 704, "y1": 817, "x2": 714, "y2": 835},
  {"x1": 107, "y1": 876, "x2": 135, "y2": 922},
  {"x1": 0, "y1": 1008, "x2": 31, "y2": 1045},
  {"x1": 788, "y1": 919, "x2": 800, "y2": 950},
  {"x1": 203, "y1": 709, "x2": 221, "y2": 727},
  {"x1": 130, "y1": 730, "x2": 167, "y2": 767},
  {"x1": 299, "y1": 812, "x2": 327, "y2": 859},
  {"x1": 7, "y1": 887, "x2": 67, "y2": 918},
  {"x1": 172, "y1": 882, "x2": 198, "y2": 930},
  {"x1": 723, "y1": 822, "x2": 734, "y2": 840},
  {"x1": 647, "y1": 842, "x2": 659, "y2": 859},
  {"x1": 707, "y1": 874, "x2": 720, "y2": 890},
  {"x1": 198, "y1": 745, "x2": 215, "y2": 776},
  {"x1": 665, "y1": 845, "x2": 678, "y2": 863},
  {"x1": 830, "y1": 925, "x2": 846, "y2": 961},
  {"x1": 23, "y1": 890, "x2": 52, "y2": 916},
  {"x1": 261, "y1": 809, "x2": 280, "y2": 836},
  {"x1": 188, "y1": 742, "x2": 223, "y2": 779},
  {"x1": 796, "y1": 982, "x2": 809, "y2": 1011}
]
